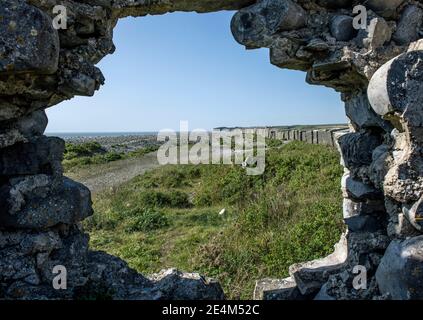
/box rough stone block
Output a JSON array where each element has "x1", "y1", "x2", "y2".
[
  {"x1": 254, "y1": 277, "x2": 306, "y2": 300},
  {"x1": 231, "y1": 0, "x2": 306, "y2": 47},
  {"x1": 0, "y1": 0, "x2": 60, "y2": 74},
  {"x1": 148, "y1": 268, "x2": 225, "y2": 300},
  {"x1": 343, "y1": 198, "x2": 385, "y2": 232},
  {"x1": 0, "y1": 178, "x2": 93, "y2": 229},
  {"x1": 304, "y1": 131, "x2": 313, "y2": 144},
  {"x1": 366, "y1": 0, "x2": 405, "y2": 18},
  {"x1": 342, "y1": 173, "x2": 382, "y2": 201},
  {"x1": 376, "y1": 236, "x2": 423, "y2": 299},
  {"x1": 368, "y1": 51, "x2": 423, "y2": 121},
  {"x1": 330, "y1": 15, "x2": 356, "y2": 41},
  {"x1": 362, "y1": 18, "x2": 392, "y2": 50},
  {"x1": 317, "y1": 131, "x2": 333, "y2": 146},
  {"x1": 338, "y1": 132, "x2": 382, "y2": 169},
  {"x1": 0, "y1": 110, "x2": 48, "y2": 149},
  {"x1": 345, "y1": 93, "x2": 390, "y2": 130},
  {"x1": 0, "y1": 136, "x2": 64, "y2": 176},
  {"x1": 289, "y1": 234, "x2": 348, "y2": 295}
]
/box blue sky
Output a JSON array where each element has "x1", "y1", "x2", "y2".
[{"x1": 46, "y1": 11, "x2": 346, "y2": 133}]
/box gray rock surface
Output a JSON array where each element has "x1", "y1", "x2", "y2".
[
  {"x1": 343, "y1": 198, "x2": 385, "y2": 232},
  {"x1": 393, "y1": 5, "x2": 423, "y2": 45},
  {"x1": 342, "y1": 173, "x2": 382, "y2": 201},
  {"x1": 253, "y1": 277, "x2": 306, "y2": 300},
  {"x1": 344, "y1": 92, "x2": 391, "y2": 130},
  {"x1": 338, "y1": 132, "x2": 382, "y2": 169},
  {"x1": 0, "y1": 0, "x2": 59, "y2": 74},
  {"x1": 0, "y1": 0, "x2": 422, "y2": 300},
  {"x1": 289, "y1": 234, "x2": 348, "y2": 296},
  {"x1": 330, "y1": 15, "x2": 356, "y2": 42},
  {"x1": 366, "y1": 0, "x2": 405, "y2": 18},
  {"x1": 376, "y1": 236, "x2": 423, "y2": 299}
]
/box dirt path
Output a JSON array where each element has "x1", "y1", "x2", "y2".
[{"x1": 66, "y1": 151, "x2": 160, "y2": 194}]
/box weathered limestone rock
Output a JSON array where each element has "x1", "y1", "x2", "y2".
[
  {"x1": 343, "y1": 198, "x2": 386, "y2": 232},
  {"x1": 344, "y1": 93, "x2": 391, "y2": 130},
  {"x1": 319, "y1": 231, "x2": 390, "y2": 300},
  {"x1": 231, "y1": 0, "x2": 306, "y2": 48},
  {"x1": 0, "y1": 0, "x2": 60, "y2": 74},
  {"x1": 362, "y1": 18, "x2": 392, "y2": 51},
  {"x1": 330, "y1": 15, "x2": 356, "y2": 42},
  {"x1": 253, "y1": 277, "x2": 306, "y2": 300},
  {"x1": 0, "y1": 136, "x2": 64, "y2": 176},
  {"x1": 368, "y1": 144, "x2": 390, "y2": 188},
  {"x1": 376, "y1": 236, "x2": 423, "y2": 299},
  {"x1": 289, "y1": 234, "x2": 348, "y2": 296},
  {"x1": 393, "y1": 5, "x2": 423, "y2": 45},
  {"x1": 314, "y1": 283, "x2": 335, "y2": 300},
  {"x1": 368, "y1": 51, "x2": 423, "y2": 118},
  {"x1": 342, "y1": 173, "x2": 382, "y2": 201},
  {"x1": 148, "y1": 268, "x2": 225, "y2": 300},
  {"x1": 0, "y1": 178, "x2": 93, "y2": 229},
  {"x1": 0, "y1": 111, "x2": 48, "y2": 148},
  {"x1": 0, "y1": 0, "x2": 422, "y2": 300},
  {"x1": 366, "y1": 0, "x2": 405, "y2": 18},
  {"x1": 338, "y1": 132, "x2": 382, "y2": 169}
]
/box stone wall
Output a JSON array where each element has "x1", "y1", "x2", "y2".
[
  {"x1": 221, "y1": 126, "x2": 350, "y2": 147},
  {"x1": 0, "y1": 0, "x2": 423, "y2": 300}
]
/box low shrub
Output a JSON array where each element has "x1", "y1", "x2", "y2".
[{"x1": 123, "y1": 209, "x2": 168, "y2": 232}]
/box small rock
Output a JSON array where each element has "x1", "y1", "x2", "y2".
[
  {"x1": 342, "y1": 173, "x2": 382, "y2": 201},
  {"x1": 254, "y1": 277, "x2": 306, "y2": 300},
  {"x1": 330, "y1": 15, "x2": 356, "y2": 41},
  {"x1": 363, "y1": 18, "x2": 392, "y2": 50}
]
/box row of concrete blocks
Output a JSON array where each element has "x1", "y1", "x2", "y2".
[{"x1": 267, "y1": 128, "x2": 349, "y2": 147}]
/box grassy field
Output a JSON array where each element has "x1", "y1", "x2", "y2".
[
  {"x1": 63, "y1": 141, "x2": 159, "y2": 172},
  {"x1": 84, "y1": 141, "x2": 345, "y2": 299}
]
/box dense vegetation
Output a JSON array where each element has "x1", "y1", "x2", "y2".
[
  {"x1": 63, "y1": 142, "x2": 159, "y2": 171},
  {"x1": 85, "y1": 141, "x2": 344, "y2": 299}
]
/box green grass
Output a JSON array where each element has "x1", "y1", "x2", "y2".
[
  {"x1": 85, "y1": 141, "x2": 345, "y2": 299},
  {"x1": 63, "y1": 142, "x2": 159, "y2": 172}
]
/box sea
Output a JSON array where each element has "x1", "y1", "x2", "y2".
[{"x1": 46, "y1": 132, "x2": 158, "y2": 139}]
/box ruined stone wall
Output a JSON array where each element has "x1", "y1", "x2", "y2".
[
  {"x1": 223, "y1": 126, "x2": 350, "y2": 146},
  {"x1": 0, "y1": 0, "x2": 422, "y2": 300}
]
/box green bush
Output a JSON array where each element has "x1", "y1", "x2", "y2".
[
  {"x1": 104, "y1": 152, "x2": 123, "y2": 162},
  {"x1": 266, "y1": 138, "x2": 285, "y2": 148},
  {"x1": 64, "y1": 142, "x2": 104, "y2": 160},
  {"x1": 123, "y1": 209, "x2": 168, "y2": 232},
  {"x1": 138, "y1": 190, "x2": 191, "y2": 208},
  {"x1": 63, "y1": 143, "x2": 158, "y2": 171},
  {"x1": 127, "y1": 145, "x2": 160, "y2": 158}
]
